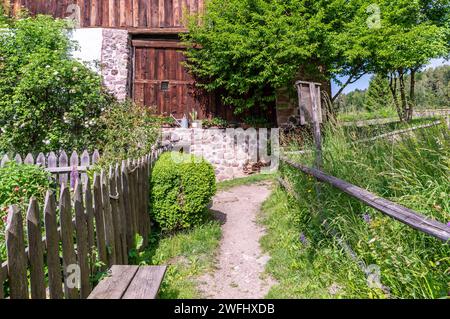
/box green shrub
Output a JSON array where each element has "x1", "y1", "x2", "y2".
[
  {"x1": 0, "y1": 162, "x2": 54, "y2": 260},
  {"x1": 96, "y1": 101, "x2": 162, "y2": 165},
  {"x1": 0, "y1": 13, "x2": 113, "y2": 154},
  {"x1": 150, "y1": 152, "x2": 216, "y2": 232}
]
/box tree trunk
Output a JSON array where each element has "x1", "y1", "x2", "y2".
[
  {"x1": 407, "y1": 68, "x2": 416, "y2": 121},
  {"x1": 398, "y1": 69, "x2": 408, "y2": 122},
  {"x1": 389, "y1": 73, "x2": 402, "y2": 121}
]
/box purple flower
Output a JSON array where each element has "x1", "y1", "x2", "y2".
[
  {"x1": 299, "y1": 233, "x2": 308, "y2": 245},
  {"x1": 70, "y1": 165, "x2": 79, "y2": 189},
  {"x1": 363, "y1": 213, "x2": 371, "y2": 224},
  {"x1": 447, "y1": 222, "x2": 450, "y2": 228}
]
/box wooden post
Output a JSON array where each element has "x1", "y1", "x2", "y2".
[
  {"x1": 93, "y1": 173, "x2": 108, "y2": 270},
  {"x1": 6, "y1": 205, "x2": 29, "y2": 299},
  {"x1": 44, "y1": 190, "x2": 64, "y2": 299},
  {"x1": 59, "y1": 184, "x2": 79, "y2": 299},
  {"x1": 74, "y1": 181, "x2": 91, "y2": 298},
  {"x1": 26, "y1": 198, "x2": 46, "y2": 299}
]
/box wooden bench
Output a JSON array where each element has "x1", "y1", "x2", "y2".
[{"x1": 88, "y1": 265, "x2": 167, "y2": 299}]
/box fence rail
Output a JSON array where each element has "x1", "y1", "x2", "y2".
[
  {"x1": 0, "y1": 146, "x2": 169, "y2": 299},
  {"x1": 281, "y1": 157, "x2": 450, "y2": 242}
]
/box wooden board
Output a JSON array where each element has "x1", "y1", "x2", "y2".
[
  {"x1": 133, "y1": 41, "x2": 203, "y2": 118},
  {"x1": 88, "y1": 265, "x2": 139, "y2": 299},
  {"x1": 121, "y1": 266, "x2": 167, "y2": 299},
  {"x1": 9, "y1": 0, "x2": 204, "y2": 29}
]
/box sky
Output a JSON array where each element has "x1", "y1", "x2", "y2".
[{"x1": 331, "y1": 58, "x2": 450, "y2": 96}]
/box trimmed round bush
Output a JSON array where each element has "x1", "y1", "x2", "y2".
[{"x1": 150, "y1": 152, "x2": 216, "y2": 232}]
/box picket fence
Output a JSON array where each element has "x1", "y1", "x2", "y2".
[{"x1": 0, "y1": 146, "x2": 169, "y2": 299}]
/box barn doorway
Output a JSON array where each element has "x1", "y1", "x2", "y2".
[{"x1": 131, "y1": 34, "x2": 209, "y2": 119}]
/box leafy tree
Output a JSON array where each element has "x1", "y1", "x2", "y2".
[
  {"x1": 183, "y1": 0, "x2": 449, "y2": 121},
  {"x1": 0, "y1": 12, "x2": 113, "y2": 154},
  {"x1": 365, "y1": 74, "x2": 393, "y2": 112},
  {"x1": 370, "y1": 0, "x2": 449, "y2": 121}
]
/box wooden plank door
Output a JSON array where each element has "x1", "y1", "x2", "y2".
[{"x1": 132, "y1": 39, "x2": 199, "y2": 118}]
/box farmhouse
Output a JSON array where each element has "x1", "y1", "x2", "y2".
[{"x1": 4, "y1": 0, "x2": 329, "y2": 126}]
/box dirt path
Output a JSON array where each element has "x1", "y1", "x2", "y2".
[{"x1": 198, "y1": 181, "x2": 276, "y2": 299}]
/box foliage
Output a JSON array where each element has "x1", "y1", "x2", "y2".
[
  {"x1": 95, "y1": 101, "x2": 162, "y2": 165},
  {"x1": 130, "y1": 221, "x2": 221, "y2": 298},
  {"x1": 183, "y1": 0, "x2": 449, "y2": 116},
  {"x1": 150, "y1": 152, "x2": 216, "y2": 232},
  {"x1": 280, "y1": 123, "x2": 450, "y2": 298},
  {"x1": 202, "y1": 117, "x2": 229, "y2": 128},
  {"x1": 365, "y1": 74, "x2": 394, "y2": 112},
  {"x1": 0, "y1": 13, "x2": 113, "y2": 154},
  {"x1": 0, "y1": 162, "x2": 54, "y2": 261},
  {"x1": 337, "y1": 65, "x2": 450, "y2": 116}
]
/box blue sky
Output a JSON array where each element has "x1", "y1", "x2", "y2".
[{"x1": 331, "y1": 58, "x2": 450, "y2": 96}]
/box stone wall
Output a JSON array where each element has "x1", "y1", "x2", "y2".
[
  {"x1": 162, "y1": 128, "x2": 276, "y2": 181},
  {"x1": 101, "y1": 29, "x2": 131, "y2": 101}
]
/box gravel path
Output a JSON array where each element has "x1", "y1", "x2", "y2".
[{"x1": 198, "y1": 182, "x2": 276, "y2": 299}]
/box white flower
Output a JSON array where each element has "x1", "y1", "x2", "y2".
[
  {"x1": 72, "y1": 67, "x2": 78, "y2": 72},
  {"x1": 53, "y1": 71, "x2": 59, "y2": 76},
  {"x1": 1, "y1": 127, "x2": 6, "y2": 133},
  {"x1": 20, "y1": 123, "x2": 26, "y2": 128},
  {"x1": 43, "y1": 139, "x2": 50, "y2": 145},
  {"x1": 45, "y1": 65, "x2": 51, "y2": 68}
]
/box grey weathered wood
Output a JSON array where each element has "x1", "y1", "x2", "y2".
[
  {"x1": 44, "y1": 190, "x2": 64, "y2": 299},
  {"x1": 70, "y1": 151, "x2": 79, "y2": 188},
  {"x1": 93, "y1": 173, "x2": 108, "y2": 270},
  {"x1": 121, "y1": 161, "x2": 133, "y2": 252},
  {"x1": 6, "y1": 205, "x2": 29, "y2": 299},
  {"x1": 109, "y1": 166, "x2": 122, "y2": 264},
  {"x1": 121, "y1": 266, "x2": 167, "y2": 299},
  {"x1": 59, "y1": 151, "x2": 68, "y2": 185},
  {"x1": 80, "y1": 150, "x2": 90, "y2": 187},
  {"x1": 36, "y1": 153, "x2": 46, "y2": 167},
  {"x1": 59, "y1": 184, "x2": 79, "y2": 299},
  {"x1": 84, "y1": 178, "x2": 96, "y2": 270},
  {"x1": 24, "y1": 153, "x2": 34, "y2": 164},
  {"x1": 116, "y1": 163, "x2": 128, "y2": 264},
  {"x1": 87, "y1": 265, "x2": 139, "y2": 299},
  {"x1": 47, "y1": 152, "x2": 57, "y2": 171},
  {"x1": 46, "y1": 166, "x2": 90, "y2": 173},
  {"x1": 92, "y1": 149, "x2": 100, "y2": 164},
  {"x1": 1, "y1": 154, "x2": 9, "y2": 167},
  {"x1": 0, "y1": 260, "x2": 4, "y2": 299},
  {"x1": 26, "y1": 198, "x2": 46, "y2": 299},
  {"x1": 14, "y1": 154, "x2": 22, "y2": 164},
  {"x1": 74, "y1": 180, "x2": 91, "y2": 298},
  {"x1": 101, "y1": 170, "x2": 116, "y2": 266},
  {"x1": 282, "y1": 157, "x2": 450, "y2": 242}
]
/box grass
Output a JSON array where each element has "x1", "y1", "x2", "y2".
[
  {"x1": 216, "y1": 173, "x2": 276, "y2": 191},
  {"x1": 131, "y1": 220, "x2": 221, "y2": 299},
  {"x1": 337, "y1": 107, "x2": 398, "y2": 122},
  {"x1": 277, "y1": 122, "x2": 450, "y2": 299},
  {"x1": 260, "y1": 188, "x2": 378, "y2": 298}
]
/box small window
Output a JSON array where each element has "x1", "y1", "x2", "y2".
[{"x1": 161, "y1": 81, "x2": 169, "y2": 91}]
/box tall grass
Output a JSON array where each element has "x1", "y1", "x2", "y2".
[{"x1": 280, "y1": 122, "x2": 449, "y2": 298}]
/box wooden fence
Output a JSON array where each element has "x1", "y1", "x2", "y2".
[
  {"x1": 280, "y1": 157, "x2": 450, "y2": 242},
  {"x1": 0, "y1": 146, "x2": 169, "y2": 299}
]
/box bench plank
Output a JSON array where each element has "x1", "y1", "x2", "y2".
[
  {"x1": 88, "y1": 265, "x2": 139, "y2": 299},
  {"x1": 122, "y1": 266, "x2": 167, "y2": 299}
]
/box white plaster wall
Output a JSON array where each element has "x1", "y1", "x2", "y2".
[{"x1": 69, "y1": 28, "x2": 103, "y2": 72}]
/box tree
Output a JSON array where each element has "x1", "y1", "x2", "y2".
[
  {"x1": 370, "y1": 0, "x2": 449, "y2": 121},
  {"x1": 183, "y1": 0, "x2": 449, "y2": 121},
  {"x1": 365, "y1": 74, "x2": 393, "y2": 112},
  {"x1": 182, "y1": 0, "x2": 373, "y2": 115},
  {"x1": 0, "y1": 12, "x2": 113, "y2": 154}
]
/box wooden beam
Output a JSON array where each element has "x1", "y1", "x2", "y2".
[
  {"x1": 132, "y1": 39, "x2": 187, "y2": 48},
  {"x1": 281, "y1": 157, "x2": 450, "y2": 242},
  {"x1": 128, "y1": 27, "x2": 188, "y2": 34}
]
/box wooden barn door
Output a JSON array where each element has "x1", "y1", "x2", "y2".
[{"x1": 132, "y1": 38, "x2": 201, "y2": 118}]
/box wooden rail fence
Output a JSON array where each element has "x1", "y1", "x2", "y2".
[
  {"x1": 0, "y1": 146, "x2": 169, "y2": 299},
  {"x1": 281, "y1": 157, "x2": 450, "y2": 242}
]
